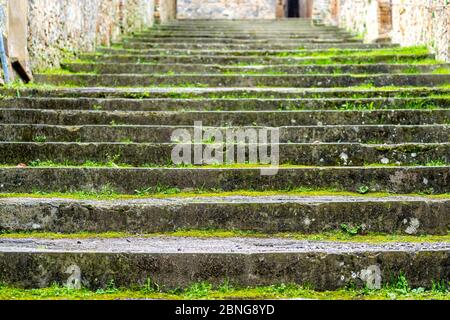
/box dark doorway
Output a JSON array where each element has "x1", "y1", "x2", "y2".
[{"x1": 287, "y1": 0, "x2": 299, "y2": 18}]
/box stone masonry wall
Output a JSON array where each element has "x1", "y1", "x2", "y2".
[
  {"x1": 391, "y1": 0, "x2": 449, "y2": 62},
  {"x1": 0, "y1": 0, "x2": 154, "y2": 71},
  {"x1": 0, "y1": 0, "x2": 6, "y2": 33},
  {"x1": 312, "y1": 0, "x2": 330, "y2": 23},
  {"x1": 177, "y1": 0, "x2": 277, "y2": 19},
  {"x1": 160, "y1": 0, "x2": 177, "y2": 23},
  {"x1": 314, "y1": 0, "x2": 449, "y2": 62}
]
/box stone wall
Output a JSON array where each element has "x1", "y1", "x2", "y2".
[
  {"x1": 0, "y1": 0, "x2": 154, "y2": 72},
  {"x1": 391, "y1": 0, "x2": 449, "y2": 62},
  {"x1": 314, "y1": 0, "x2": 449, "y2": 61},
  {"x1": 312, "y1": 0, "x2": 330, "y2": 22},
  {"x1": 160, "y1": 0, "x2": 177, "y2": 23},
  {"x1": 177, "y1": 0, "x2": 277, "y2": 19},
  {"x1": 0, "y1": 0, "x2": 6, "y2": 33}
]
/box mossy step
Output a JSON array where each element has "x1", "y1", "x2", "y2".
[
  {"x1": 0, "y1": 195, "x2": 448, "y2": 234},
  {"x1": 81, "y1": 53, "x2": 433, "y2": 65},
  {"x1": 34, "y1": 74, "x2": 449, "y2": 88},
  {"x1": 2, "y1": 109, "x2": 449, "y2": 126},
  {"x1": 100, "y1": 46, "x2": 399, "y2": 55},
  {"x1": 0, "y1": 237, "x2": 448, "y2": 291},
  {"x1": 144, "y1": 30, "x2": 348, "y2": 36},
  {"x1": 2, "y1": 87, "x2": 449, "y2": 99},
  {"x1": 126, "y1": 35, "x2": 357, "y2": 41},
  {"x1": 0, "y1": 97, "x2": 447, "y2": 111},
  {"x1": 1, "y1": 142, "x2": 448, "y2": 167},
  {"x1": 2, "y1": 283, "x2": 449, "y2": 300},
  {"x1": 106, "y1": 47, "x2": 430, "y2": 58},
  {"x1": 121, "y1": 36, "x2": 362, "y2": 46},
  {"x1": 132, "y1": 30, "x2": 353, "y2": 36},
  {"x1": 0, "y1": 166, "x2": 448, "y2": 194},
  {"x1": 63, "y1": 62, "x2": 448, "y2": 75},
  {"x1": 121, "y1": 43, "x2": 398, "y2": 50},
  {"x1": 1, "y1": 124, "x2": 448, "y2": 143}
]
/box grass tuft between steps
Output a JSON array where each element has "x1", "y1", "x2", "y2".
[
  {"x1": 1, "y1": 187, "x2": 450, "y2": 200},
  {"x1": 1, "y1": 277, "x2": 449, "y2": 300},
  {"x1": 1, "y1": 230, "x2": 449, "y2": 243}
]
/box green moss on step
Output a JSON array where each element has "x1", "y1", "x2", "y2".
[
  {"x1": 1, "y1": 188, "x2": 449, "y2": 201},
  {"x1": 0, "y1": 279, "x2": 449, "y2": 300},
  {"x1": 0, "y1": 230, "x2": 449, "y2": 243}
]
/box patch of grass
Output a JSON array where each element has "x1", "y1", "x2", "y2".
[
  {"x1": 281, "y1": 46, "x2": 430, "y2": 58},
  {"x1": 0, "y1": 280, "x2": 450, "y2": 300},
  {"x1": 38, "y1": 69, "x2": 97, "y2": 76},
  {"x1": 1, "y1": 187, "x2": 449, "y2": 201},
  {"x1": 341, "y1": 224, "x2": 365, "y2": 236},
  {"x1": 0, "y1": 229, "x2": 449, "y2": 244},
  {"x1": 221, "y1": 70, "x2": 288, "y2": 75},
  {"x1": 432, "y1": 67, "x2": 450, "y2": 74},
  {"x1": 32, "y1": 136, "x2": 47, "y2": 143},
  {"x1": 26, "y1": 158, "x2": 129, "y2": 169},
  {"x1": 135, "y1": 184, "x2": 182, "y2": 196},
  {"x1": 425, "y1": 160, "x2": 447, "y2": 166},
  {"x1": 0, "y1": 275, "x2": 449, "y2": 300}
]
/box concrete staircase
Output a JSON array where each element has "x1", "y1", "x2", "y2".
[{"x1": 0, "y1": 19, "x2": 449, "y2": 292}]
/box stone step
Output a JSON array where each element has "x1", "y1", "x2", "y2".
[
  {"x1": 146, "y1": 27, "x2": 341, "y2": 32},
  {"x1": 1, "y1": 124, "x2": 448, "y2": 143},
  {"x1": 0, "y1": 166, "x2": 447, "y2": 194},
  {"x1": 123, "y1": 37, "x2": 361, "y2": 44},
  {"x1": 135, "y1": 29, "x2": 352, "y2": 34},
  {"x1": 1, "y1": 142, "x2": 448, "y2": 167},
  {"x1": 151, "y1": 24, "x2": 335, "y2": 29},
  {"x1": 124, "y1": 36, "x2": 359, "y2": 43},
  {"x1": 150, "y1": 24, "x2": 332, "y2": 29},
  {"x1": 0, "y1": 196, "x2": 448, "y2": 234},
  {"x1": 98, "y1": 47, "x2": 404, "y2": 56},
  {"x1": 81, "y1": 53, "x2": 433, "y2": 65},
  {"x1": 0, "y1": 97, "x2": 447, "y2": 111},
  {"x1": 1, "y1": 237, "x2": 448, "y2": 290},
  {"x1": 2, "y1": 109, "x2": 448, "y2": 126},
  {"x1": 2, "y1": 87, "x2": 448, "y2": 99},
  {"x1": 118, "y1": 43, "x2": 398, "y2": 50},
  {"x1": 64, "y1": 62, "x2": 449, "y2": 75},
  {"x1": 35, "y1": 74, "x2": 449, "y2": 88},
  {"x1": 127, "y1": 32, "x2": 355, "y2": 39}
]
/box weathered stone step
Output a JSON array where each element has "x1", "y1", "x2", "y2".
[
  {"x1": 151, "y1": 24, "x2": 335, "y2": 29},
  {"x1": 128, "y1": 32, "x2": 355, "y2": 39},
  {"x1": 2, "y1": 87, "x2": 448, "y2": 99},
  {"x1": 82, "y1": 53, "x2": 433, "y2": 65},
  {"x1": 2, "y1": 109, "x2": 448, "y2": 126},
  {"x1": 1, "y1": 196, "x2": 448, "y2": 234},
  {"x1": 123, "y1": 37, "x2": 360, "y2": 44},
  {"x1": 133, "y1": 27, "x2": 351, "y2": 34},
  {"x1": 0, "y1": 166, "x2": 447, "y2": 194},
  {"x1": 1, "y1": 124, "x2": 448, "y2": 143},
  {"x1": 151, "y1": 24, "x2": 333, "y2": 29},
  {"x1": 35, "y1": 73, "x2": 448, "y2": 88},
  {"x1": 136, "y1": 28, "x2": 352, "y2": 33},
  {"x1": 1, "y1": 237, "x2": 448, "y2": 290},
  {"x1": 125, "y1": 36, "x2": 358, "y2": 43},
  {"x1": 64, "y1": 62, "x2": 448, "y2": 75},
  {"x1": 1, "y1": 142, "x2": 448, "y2": 167},
  {"x1": 98, "y1": 47, "x2": 403, "y2": 57},
  {"x1": 0, "y1": 97, "x2": 447, "y2": 112},
  {"x1": 119, "y1": 43, "x2": 398, "y2": 50}
]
